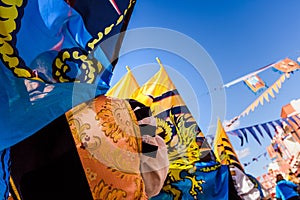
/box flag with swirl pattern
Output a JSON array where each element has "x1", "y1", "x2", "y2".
[
  {"x1": 150, "y1": 161, "x2": 229, "y2": 200},
  {"x1": 0, "y1": 0, "x2": 136, "y2": 151}
]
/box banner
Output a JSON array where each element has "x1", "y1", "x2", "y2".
[
  {"x1": 229, "y1": 165, "x2": 261, "y2": 200},
  {"x1": 0, "y1": 0, "x2": 136, "y2": 151},
  {"x1": 244, "y1": 74, "x2": 266, "y2": 93},
  {"x1": 240, "y1": 73, "x2": 290, "y2": 117},
  {"x1": 133, "y1": 59, "x2": 215, "y2": 168},
  {"x1": 273, "y1": 58, "x2": 300, "y2": 73},
  {"x1": 214, "y1": 119, "x2": 244, "y2": 171},
  {"x1": 151, "y1": 161, "x2": 229, "y2": 200},
  {"x1": 106, "y1": 66, "x2": 140, "y2": 98},
  {"x1": 0, "y1": 149, "x2": 10, "y2": 200},
  {"x1": 227, "y1": 114, "x2": 300, "y2": 146}
]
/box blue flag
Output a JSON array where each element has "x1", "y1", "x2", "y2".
[
  {"x1": 0, "y1": 149, "x2": 10, "y2": 199},
  {"x1": 0, "y1": 0, "x2": 135, "y2": 151},
  {"x1": 151, "y1": 161, "x2": 229, "y2": 200}
]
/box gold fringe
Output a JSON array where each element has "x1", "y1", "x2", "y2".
[{"x1": 9, "y1": 176, "x2": 21, "y2": 200}]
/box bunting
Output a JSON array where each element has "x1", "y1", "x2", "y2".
[
  {"x1": 227, "y1": 114, "x2": 300, "y2": 146},
  {"x1": 106, "y1": 66, "x2": 140, "y2": 98},
  {"x1": 214, "y1": 119, "x2": 244, "y2": 171},
  {"x1": 240, "y1": 73, "x2": 290, "y2": 117},
  {"x1": 243, "y1": 152, "x2": 268, "y2": 167}
]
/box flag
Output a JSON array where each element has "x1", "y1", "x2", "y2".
[
  {"x1": 8, "y1": 0, "x2": 137, "y2": 198},
  {"x1": 229, "y1": 165, "x2": 260, "y2": 200},
  {"x1": 106, "y1": 66, "x2": 140, "y2": 98},
  {"x1": 245, "y1": 127, "x2": 262, "y2": 145},
  {"x1": 214, "y1": 119, "x2": 244, "y2": 171},
  {"x1": 246, "y1": 173, "x2": 269, "y2": 199},
  {"x1": 151, "y1": 161, "x2": 229, "y2": 200},
  {"x1": 273, "y1": 58, "x2": 300, "y2": 73},
  {"x1": 65, "y1": 96, "x2": 148, "y2": 200},
  {"x1": 244, "y1": 74, "x2": 266, "y2": 93},
  {"x1": 0, "y1": 149, "x2": 10, "y2": 200},
  {"x1": 0, "y1": 0, "x2": 136, "y2": 151},
  {"x1": 133, "y1": 59, "x2": 215, "y2": 166},
  {"x1": 133, "y1": 59, "x2": 216, "y2": 198}
]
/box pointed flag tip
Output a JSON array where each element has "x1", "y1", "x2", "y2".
[{"x1": 156, "y1": 57, "x2": 162, "y2": 64}]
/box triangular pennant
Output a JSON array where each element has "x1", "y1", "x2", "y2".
[
  {"x1": 268, "y1": 121, "x2": 277, "y2": 133},
  {"x1": 239, "y1": 129, "x2": 248, "y2": 143},
  {"x1": 133, "y1": 58, "x2": 215, "y2": 168},
  {"x1": 263, "y1": 92, "x2": 270, "y2": 102},
  {"x1": 228, "y1": 131, "x2": 244, "y2": 146},
  {"x1": 282, "y1": 118, "x2": 293, "y2": 128},
  {"x1": 253, "y1": 99, "x2": 260, "y2": 108},
  {"x1": 261, "y1": 123, "x2": 273, "y2": 139},
  {"x1": 259, "y1": 96, "x2": 264, "y2": 105},
  {"x1": 276, "y1": 80, "x2": 282, "y2": 89},
  {"x1": 273, "y1": 83, "x2": 279, "y2": 93},
  {"x1": 246, "y1": 127, "x2": 262, "y2": 145},
  {"x1": 254, "y1": 125, "x2": 264, "y2": 138},
  {"x1": 274, "y1": 120, "x2": 283, "y2": 129},
  {"x1": 280, "y1": 74, "x2": 286, "y2": 82},
  {"x1": 267, "y1": 88, "x2": 275, "y2": 98},
  {"x1": 214, "y1": 119, "x2": 244, "y2": 171},
  {"x1": 106, "y1": 66, "x2": 140, "y2": 99},
  {"x1": 288, "y1": 116, "x2": 299, "y2": 127}
]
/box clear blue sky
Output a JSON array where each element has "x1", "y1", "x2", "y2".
[{"x1": 110, "y1": 0, "x2": 300, "y2": 178}]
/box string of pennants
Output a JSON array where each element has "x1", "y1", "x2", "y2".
[
  {"x1": 243, "y1": 152, "x2": 268, "y2": 167},
  {"x1": 226, "y1": 57, "x2": 300, "y2": 127},
  {"x1": 226, "y1": 114, "x2": 300, "y2": 146}
]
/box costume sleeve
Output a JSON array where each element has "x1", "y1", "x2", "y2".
[{"x1": 286, "y1": 180, "x2": 298, "y2": 188}]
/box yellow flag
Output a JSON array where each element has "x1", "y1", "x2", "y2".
[
  {"x1": 214, "y1": 119, "x2": 244, "y2": 171},
  {"x1": 106, "y1": 66, "x2": 140, "y2": 99},
  {"x1": 133, "y1": 58, "x2": 215, "y2": 168}
]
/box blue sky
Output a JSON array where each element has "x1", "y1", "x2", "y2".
[{"x1": 111, "y1": 0, "x2": 300, "y2": 178}]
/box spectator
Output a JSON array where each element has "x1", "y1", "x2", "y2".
[{"x1": 275, "y1": 174, "x2": 300, "y2": 200}]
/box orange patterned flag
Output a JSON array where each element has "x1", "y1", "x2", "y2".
[
  {"x1": 244, "y1": 74, "x2": 266, "y2": 93},
  {"x1": 273, "y1": 58, "x2": 300, "y2": 73}
]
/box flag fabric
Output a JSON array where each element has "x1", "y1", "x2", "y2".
[
  {"x1": 0, "y1": 0, "x2": 136, "y2": 151},
  {"x1": 133, "y1": 61, "x2": 215, "y2": 166},
  {"x1": 246, "y1": 173, "x2": 270, "y2": 199},
  {"x1": 229, "y1": 165, "x2": 260, "y2": 200},
  {"x1": 10, "y1": 115, "x2": 94, "y2": 200},
  {"x1": 106, "y1": 66, "x2": 140, "y2": 98},
  {"x1": 10, "y1": 95, "x2": 167, "y2": 199},
  {"x1": 7, "y1": 0, "x2": 137, "y2": 198},
  {"x1": 214, "y1": 121, "x2": 261, "y2": 199},
  {"x1": 214, "y1": 119, "x2": 244, "y2": 171},
  {"x1": 0, "y1": 149, "x2": 10, "y2": 200},
  {"x1": 65, "y1": 96, "x2": 148, "y2": 200},
  {"x1": 244, "y1": 74, "x2": 266, "y2": 93},
  {"x1": 273, "y1": 58, "x2": 300, "y2": 73},
  {"x1": 132, "y1": 60, "x2": 217, "y2": 199},
  {"x1": 151, "y1": 161, "x2": 229, "y2": 200}
]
